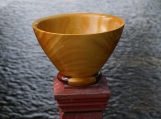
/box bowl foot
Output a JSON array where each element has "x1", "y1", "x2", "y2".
[{"x1": 57, "y1": 72, "x2": 102, "y2": 87}]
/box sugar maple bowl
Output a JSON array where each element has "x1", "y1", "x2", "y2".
[{"x1": 32, "y1": 13, "x2": 124, "y2": 87}]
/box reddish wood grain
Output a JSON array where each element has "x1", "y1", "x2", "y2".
[{"x1": 53, "y1": 75, "x2": 110, "y2": 119}]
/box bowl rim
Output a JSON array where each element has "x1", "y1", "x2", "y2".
[{"x1": 32, "y1": 12, "x2": 125, "y2": 36}]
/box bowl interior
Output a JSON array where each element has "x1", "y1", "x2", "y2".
[{"x1": 36, "y1": 13, "x2": 124, "y2": 35}]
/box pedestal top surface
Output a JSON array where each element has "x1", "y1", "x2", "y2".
[{"x1": 54, "y1": 75, "x2": 110, "y2": 100}]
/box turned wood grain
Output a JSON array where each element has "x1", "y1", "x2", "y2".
[{"x1": 32, "y1": 13, "x2": 124, "y2": 86}]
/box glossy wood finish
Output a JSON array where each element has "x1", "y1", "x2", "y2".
[
  {"x1": 57, "y1": 72, "x2": 102, "y2": 87},
  {"x1": 32, "y1": 13, "x2": 124, "y2": 86}
]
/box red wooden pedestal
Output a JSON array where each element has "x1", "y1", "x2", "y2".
[{"x1": 53, "y1": 75, "x2": 111, "y2": 119}]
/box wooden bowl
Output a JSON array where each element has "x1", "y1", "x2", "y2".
[{"x1": 32, "y1": 13, "x2": 124, "y2": 86}]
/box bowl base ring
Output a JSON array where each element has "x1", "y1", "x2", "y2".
[{"x1": 57, "y1": 71, "x2": 102, "y2": 87}]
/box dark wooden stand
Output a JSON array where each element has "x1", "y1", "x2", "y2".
[{"x1": 53, "y1": 75, "x2": 111, "y2": 119}]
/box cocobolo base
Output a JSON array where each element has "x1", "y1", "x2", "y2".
[{"x1": 53, "y1": 75, "x2": 111, "y2": 119}]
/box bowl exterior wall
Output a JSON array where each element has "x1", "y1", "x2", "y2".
[{"x1": 33, "y1": 26, "x2": 124, "y2": 78}]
